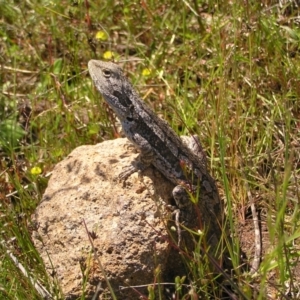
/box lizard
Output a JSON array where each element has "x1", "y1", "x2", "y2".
[{"x1": 88, "y1": 60, "x2": 224, "y2": 255}]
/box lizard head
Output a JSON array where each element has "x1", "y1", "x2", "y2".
[{"x1": 88, "y1": 60, "x2": 134, "y2": 121}]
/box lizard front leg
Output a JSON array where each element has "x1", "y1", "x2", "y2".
[{"x1": 119, "y1": 133, "x2": 155, "y2": 180}]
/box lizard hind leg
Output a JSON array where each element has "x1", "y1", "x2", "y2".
[
  {"x1": 172, "y1": 185, "x2": 194, "y2": 221},
  {"x1": 172, "y1": 186, "x2": 194, "y2": 246}
]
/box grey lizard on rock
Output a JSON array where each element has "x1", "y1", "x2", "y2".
[{"x1": 88, "y1": 60, "x2": 225, "y2": 255}]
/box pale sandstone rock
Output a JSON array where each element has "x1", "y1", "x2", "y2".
[{"x1": 32, "y1": 138, "x2": 186, "y2": 299}]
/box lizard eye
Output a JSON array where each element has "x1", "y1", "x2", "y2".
[{"x1": 102, "y1": 69, "x2": 111, "y2": 78}]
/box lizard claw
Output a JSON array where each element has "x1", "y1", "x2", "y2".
[{"x1": 118, "y1": 165, "x2": 137, "y2": 181}]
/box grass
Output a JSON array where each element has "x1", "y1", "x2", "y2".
[{"x1": 1, "y1": 0, "x2": 300, "y2": 298}]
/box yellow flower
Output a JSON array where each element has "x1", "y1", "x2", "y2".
[
  {"x1": 103, "y1": 51, "x2": 114, "y2": 60},
  {"x1": 142, "y1": 68, "x2": 151, "y2": 76},
  {"x1": 95, "y1": 31, "x2": 108, "y2": 41},
  {"x1": 31, "y1": 166, "x2": 42, "y2": 175}
]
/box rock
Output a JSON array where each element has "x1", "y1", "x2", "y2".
[{"x1": 32, "y1": 138, "x2": 187, "y2": 299}]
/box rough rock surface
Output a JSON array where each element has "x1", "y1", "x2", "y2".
[{"x1": 32, "y1": 138, "x2": 187, "y2": 299}]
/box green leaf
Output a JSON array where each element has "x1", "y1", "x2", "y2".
[
  {"x1": 53, "y1": 58, "x2": 63, "y2": 75},
  {"x1": 0, "y1": 119, "x2": 26, "y2": 151}
]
